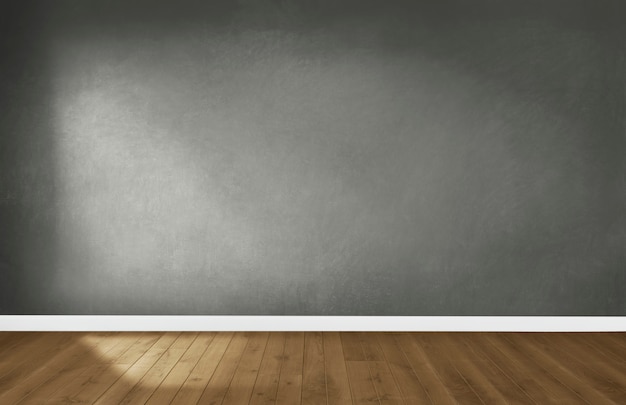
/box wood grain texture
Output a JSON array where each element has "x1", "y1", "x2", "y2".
[
  {"x1": 302, "y1": 332, "x2": 327, "y2": 405},
  {"x1": 0, "y1": 332, "x2": 624, "y2": 404},
  {"x1": 222, "y1": 333, "x2": 270, "y2": 405},
  {"x1": 18, "y1": 332, "x2": 128, "y2": 404},
  {"x1": 118, "y1": 333, "x2": 198, "y2": 405},
  {"x1": 3, "y1": 333, "x2": 114, "y2": 404},
  {"x1": 412, "y1": 333, "x2": 483, "y2": 404},
  {"x1": 324, "y1": 332, "x2": 353, "y2": 405},
  {"x1": 393, "y1": 334, "x2": 457, "y2": 404},
  {"x1": 170, "y1": 332, "x2": 234, "y2": 405},
  {"x1": 44, "y1": 333, "x2": 144, "y2": 404},
  {"x1": 483, "y1": 333, "x2": 586, "y2": 403},
  {"x1": 375, "y1": 333, "x2": 431, "y2": 404},
  {"x1": 144, "y1": 333, "x2": 216, "y2": 405},
  {"x1": 249, "y1": 332, "x2": 286, "y2": 405},
  {"x1": 69, "y1": 334, "x2": 162, "y2": 404},
  {"x1": 195, "y1": 332, "x2": 249, "y2": 405},
  {"x1": 275, "y1": 332, "x2": 304, "y2": 405},
  {"x1": 456, "y1": 333, "x2": 534, "y2": 405},
  {"x1": 92, "y1": 332, "x2": 181, "y2": 405}
]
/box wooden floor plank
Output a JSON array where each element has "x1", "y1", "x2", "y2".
[
  {"x1": 504, "y1": 333, "x2": 616, "y2": 404},
  {"x1": 17, "y1": 333, "x2": 130, "y2": 405},
  {"x1": 359, "y1": 333, "x2": 404, "y2": 405},
  {"x1": 222, "y1": 332, "x2": 270, "y2": 405},
  {"x1": 529, "y1": 333, "x2": 626, "y2": 404},
  {"x1": 375, "y1": 333, "x2": 432, "y2": 404},
  {"x1": 65, "y1": 333, "x2": 162, "y2": 404},
  {"x1": 0, "y1": 331, "x2": 623, "y2": 405},
  {"x1": 574, "y1": 334, "x2": 626, "y2": 373},
  {"x1": 92, "y1": 332, "x2": 181, "y2": 405},
  {"x1": 0, "y1": 333, "x2": 18, "y2": 347},
  {"x1": 484, "y1": 333, "x2": 587, "y2": 403},
  {"x1": 466, "y1": 333, "x2": 556, "y2": 403},
  {"x1": 194, "y1": 332, "x2": 249, "y2": 405},
  {"x1": 595, "y1": 334, "x2": 626, "y2": 361},
  {"x1": 341, "y1": 333, "x2": 367, "y2": 361},
  {"x1": 358, "y1": 332, "x2": 385, "y2": 361},
  {"x1": 302, "y1": 332, "x2": 327, "y2": 405},
  {"x1": 42, "y1": 333, "x2": 143, "y2": 404},
  {"x1": 412, "y1": 334, "x2": 484, "y2": 405},
  {"x1": 275, "y1": 332, "x2": 304, "y2": 405},
  {"x1": 144, "y1": 333, "x2": 217, "y2": 405},
  {"x1": 169, "y1": 332, "x2": 234, "y2": 405},
  {"x1": 0, "y1": 333, "x2": 110, "y2": 404},
  {"x1": 249, "y1": 374, "x2": 281, "y2": 405},
  {"x1": 117, "y1": 333, "x2": 198, "y2": 405},
  {"x1": 434, "y1": 333, "x2": 510, "y2": 405},
  {"x1": 554, "y1": 334, "x2": 626, "y2": 386},
  {"x1": 393, "y1": 334, "x2": 458, "y2": 405},
  {"x1": 367, "y1": 360, "x2": 405, "y2": 405},
  {"x1": 249, "y1": 332, "x2": 286, "y2": 405},
  {"x1": 0, "y1": 333, "x2": 39, "y2": 358},
  {"x1": 346, "y1": 360, "x2": 380, "y2": 404},
  {"x1": 324, "y1": 332, "x2": 353, "y2": 405},
  {"x1": 0, "y1": 333, "x2": 66, "y2": 366},
  {"x1": 456, "y1": 333, "x2": 537, "y2": 405},
  {"x1": 0, "y1": 332, "x2": 74, "y2": 392}
]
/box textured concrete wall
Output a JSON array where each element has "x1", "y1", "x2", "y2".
[{"x1": 1, "y1": 0, "x2": 624, "y2": 314}]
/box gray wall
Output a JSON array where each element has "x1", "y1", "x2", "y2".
[{"x1": 1, "y1": 0, "x2": 624, "y2": 315}]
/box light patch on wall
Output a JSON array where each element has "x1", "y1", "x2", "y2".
[
  {"x1": 46, "y1": 25, "x2": 596, "y2": 314},
  {"x1": 50, "y1": 38, "x2": 268, "y2": 310},
  {"x1": 47, "y1": 32, "x2": 454, "y2": 312}
]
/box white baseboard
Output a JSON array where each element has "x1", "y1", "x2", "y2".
[{"x1": 0, "y1": 316, "x2": 624, "y2": 332}]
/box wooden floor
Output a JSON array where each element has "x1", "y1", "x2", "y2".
[{"x1": 0, "y1": 332, "x2": 625, "y2": 404}]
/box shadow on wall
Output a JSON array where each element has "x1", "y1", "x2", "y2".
[
  {"x1": 0, "y1": 0, "x2": 625, "y2": 315},
  {"x1": 0, "y1": 1, "x2": 59, "y2": 313}
]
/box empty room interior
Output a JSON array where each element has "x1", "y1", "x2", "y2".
[{"x1": 0, "y1": 0, "x2": 625, "y2": 404}]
